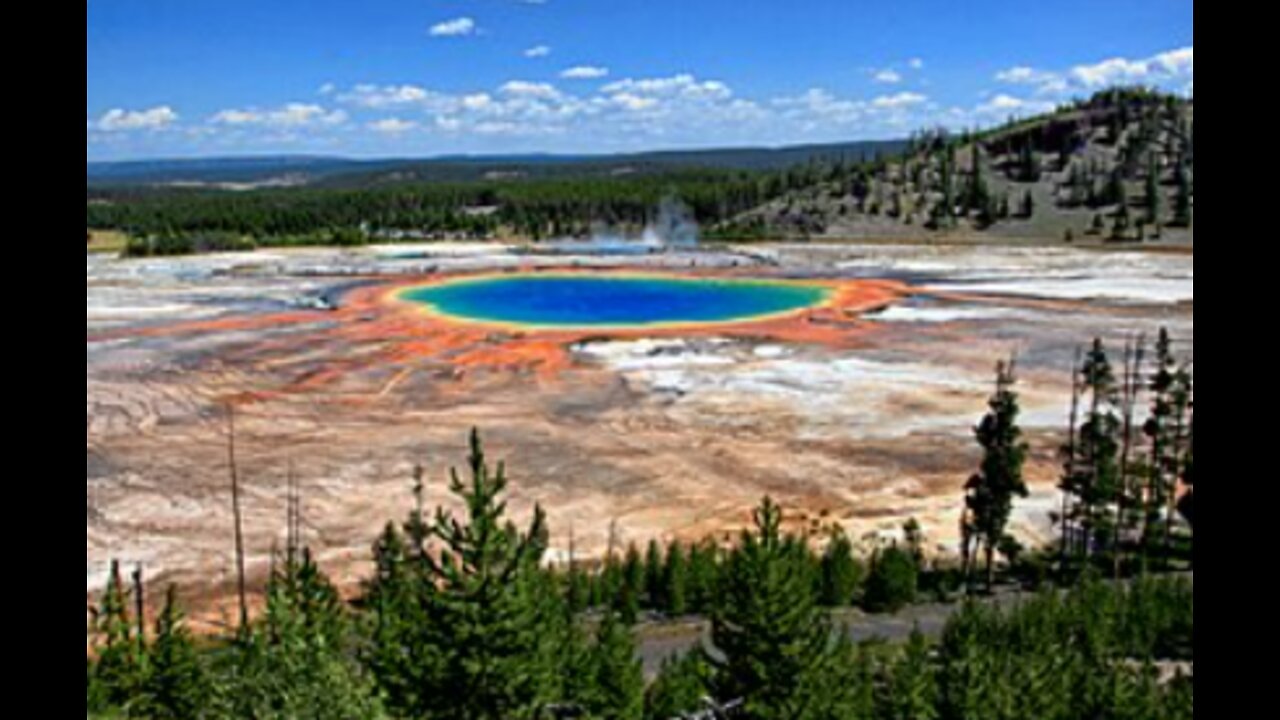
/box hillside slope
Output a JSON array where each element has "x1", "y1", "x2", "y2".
[{"x1": 725, "y1": 88, "x2": 1193, "y2": 245}]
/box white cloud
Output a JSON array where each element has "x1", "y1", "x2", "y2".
[
  {"x1": 210, "y1": 103, "x2": 347, "y2": 127},
  {"x1": 524, "y1": 45, "x2": 551, "y2": 58},
  {"x1": 429, "y1": 17, "x2": 476, "y2": 37},
  {"x1": 871, "y1": 91, "x2": 926, "y2": 109},
  {"x1": 608, "y1": 93, "x2": 658, "y2": 112},
  {"x1": 89, "y1": 106, "x2": 179, "y2": 132},
  {"x1": 973, "y1": 93, "x2": 1054, "y2": 117},
  {"x1": 369, "y1": 118, "x2": 417, "y2": 134},
  {"x1": 602, "y1": 74, "x2": 732, "y2": 101},
  {"x1": 561, "y1": 65, "x2": 609, "y2": 79},
  {"x1": 338, "y1": 84, "x2": 432, "y2": 109},
  {"x1": 907, "y1": 57, "x2": 924, "y2": 70},
  {"x1": 1070, "y1": 46, "x2": 1193, "y2": 87},
  {"x1": 995, "y1": 47, "x2": 1193, "y2": 97},
  {"x1": 994, "y1": 66, "x2": 1054, "y2": 84},
  {"x1": 317, "y1": 82, "x2": 336, "y2": 96},
  {"x1": 873, "y1": 69, "x2": 902, "y2": 84},
  {"x1": 499, "y1": 80, "x2": 561, "y2": 99}
]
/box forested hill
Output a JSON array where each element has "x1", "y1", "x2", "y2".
[
  {"x1": 731, "y1": 86, "x2": 1194, "y2": 244},
  {"x1": 85, "y1": 139, "x2": 909, "y2": 189}
]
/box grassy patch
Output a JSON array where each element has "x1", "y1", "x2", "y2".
[{"x1": 87, "y1": 229, "x2": 129, "y2": 254}]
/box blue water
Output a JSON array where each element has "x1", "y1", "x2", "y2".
[{"x1": 401, "y1": 274, "x2": 829, "y2": 328}]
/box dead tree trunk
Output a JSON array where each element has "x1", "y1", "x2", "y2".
[
  {"x1": 1113, "y1": 336, "x2": 1143, "y2": 578},
  {"x1": 1059, "y1": 346, "x2": 1082, "y2": 570},
  {"x1": 227, "y1": 403, "x2": 249, "y2": 639},
  {"x1": 131, "y1": 564, "x2": 146, "y2": 645}
]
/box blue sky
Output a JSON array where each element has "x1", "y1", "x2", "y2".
[{"x1": 87, "y1": 1, "x2": 1194, "y2": 161}]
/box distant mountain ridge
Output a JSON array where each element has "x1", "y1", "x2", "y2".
[{"x1": 86, "y1": 140, "x2": 909, "y2": 188}]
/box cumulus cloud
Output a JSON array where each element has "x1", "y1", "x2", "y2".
[
  {"x1": 499, "y1": 80, "x2": 561, "y2": 99},
  {"x1": 368, "y1": 118, "x2": 417, "y2": 134},
  {"x1": 89, "y1": 106, "x2": 179, "y2": 132},
  {"x1": 561, "y1": 65, "x2": 609, "y2": 79},
  {"x1": 907, "y1": 57, "x2": 924, "y2": 70},
  {"x1": 524, "y1": 45, "x2": 551, "y2": 58},
  {"x1": 871, "y1": 91, "x2": 926, "y2": 109},
  {"x1": 429, "y1": 17, "x2": 476, "y2": 37},
  {"x1": 601, "y1": 74, "x2": 732, "y2": 102},
  {"x1": 210, "y1": 103, "x2": 347, "y2": 127},
  {"x1": 973, "y1": 93, "x2": 1055, "y2": 118},
  {"x1": 995, "y1": 46, "x2": 1193, "y2": 97},
  {"x1": 873, "y1": 69, "x2": 902, "y2": 84},
  {"x1": 338, "y1": 84, "x2": 433, "y2": 109},
  {"x1": 1071, "y1": 46, "x2": 1193, "y2": 87}
]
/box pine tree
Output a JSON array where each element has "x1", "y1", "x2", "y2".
[
  {"x1": 1141, "y1": 329, "x2": 1187, "y2": 563},
  {"x1": 644, "y1": 652, "x2": 711, "y2": 720},
  {"x1": 818, "y1": 529, "x2": 862, "y2": 606},
  {"x1": 405, "y1": 428, "x2": 561, "y2": 720},
  {"x1": 965, "y1": 358, "x2": 1030, "y2": 590},
  {"x1": 583, "y1": 610, "x2": 645, "y2": 720},
  {"x1": 1176, "y1": 416, "x2": 1194, "y2": 532},
  {"x1": 863, "y1": 545, "x2": 918, "y2": 613},
  {"x1": 644, "y1": 538, "x2": 664, "y2": 609},
  {"x1": 89, "y1": 560, "x2": 148, "y2": 713},
  {"x1": 140, "y1": 585, "x2": 208, "y2": 720},
  {"x1": 878, "y1": 628, "x2": 939, "y2": 720},
  {"x1": 1144, "y1": 154, "x2": 1162, "y2": 225},
  {"x1": 661, "y1": 540, "x2": 688, "y2": 617},
  {"x1": 1112, "y1": 175, "x2": 1132, "y2": 239},
  {"x1": 363, "y1": 522, "x2": 431, "y2": 715},
  {"x1": 615, "y1": 542, "x2": 644, "y2": 624},
  {"x1": 224, "y1": 546, "x2": 385, "y2": 720},
  {"x1": 707, "y1": 496, "x2": 830, "y2": 719},
  {"x1": 803, "y1": 633, "x2": 876, "y2": 719},
  {"x1": 1171, "y1": 162, "x2": 1192, "y2": 227},
  {"x1": 1065, "y1": 339, "x2": 1122, "y2": 559},
  {"x1": 967, "y1": 142, "x2": 991, "y2": 221},
  {"x1": 685, "y1": 540, "x2": 719, "y2": 615}
]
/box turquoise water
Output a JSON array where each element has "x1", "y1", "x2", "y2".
[{"x1": 400, "y1": 274, "x2": 829, "y2": 328}]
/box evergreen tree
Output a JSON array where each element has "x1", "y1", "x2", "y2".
[
  {"x1": 1171, "y1": 162, "x2": 1192, "y2": 227},
  {"x1": 644, "y1": 652, "x2": 711, "y2": 720},
  {"x1": 685, "y1": 540, "x2": 719, "y2": 615},
  {"x1": 583, "y1": 610, "x2": 645, "y2": 720},
  {"x1": 363, "y1": 522, "x2": 432, "y2": 715},
  {"x1": 878, "y1": 628, "x2": 939, "y2": 720},
  {"x1": 392, "y1": 428, "x2": 561, "y2": 720},
  {"x1": 965, "y1": 358, "x2": 1030, "y2": 590},
  {"x1": 661, "y1": 540, "x2": 688, "y2": 617},
  {"x1": 863, "y1": 546, "x2": 918, "y2": 613},
  {"x1": 223, "y1": 548, "x2": 385, "y2": 720},
  {"x1": 644, "y1": 539, "x2": 665, "y2": 609},
  {"x1": 1144, "y1": 154, "x2": 1162, "y2": 225},
  {"x1": 1111, "y1": 176, "x2": 1132, "y2": 239},
  {"x1": 615, "y1": 542, "x2": 644, "y2": 624},
  {"x1": 803, "y1": 634, "x2": 876, "y2": 719},
  {"x1": 707, "y1": 496, "x2": 829, "y2": 718},
  {"x1": 139, "y1": 586, "x2": 208, "y2": 720},
  {"x1": 89, "y1": 560, "x2": 148, "y2": 714},
  {"x1": 1063, "y1": 339, "x2": 1122, "y2": 559},
  {"x1": 818, "y1": 530, "x2": 863, "y2": 606}
]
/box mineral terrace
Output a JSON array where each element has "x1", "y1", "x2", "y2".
[{"x1": 86, "y1": 241, "x2": 1193, "y2": 628}]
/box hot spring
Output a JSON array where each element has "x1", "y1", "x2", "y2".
[{"x1": 396, "y1": 273, "x2": 832, "y2": 329}]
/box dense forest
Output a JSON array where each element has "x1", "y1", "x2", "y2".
[{"x1": 86, "y1": 331, "x2": 1194, "y2": 719}]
